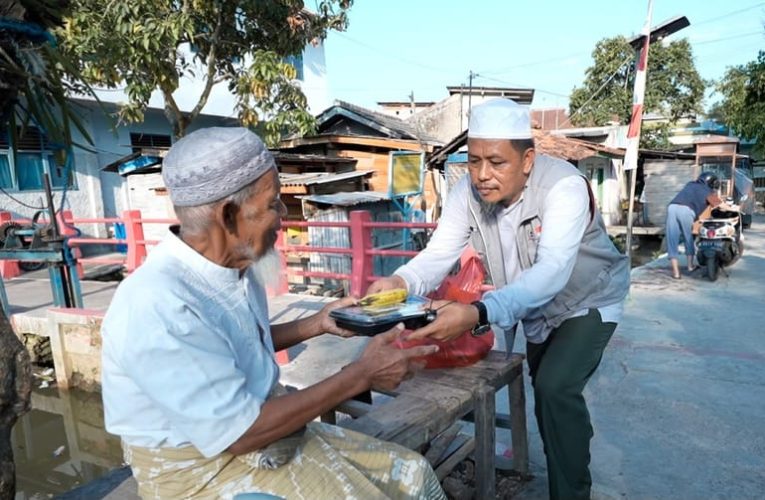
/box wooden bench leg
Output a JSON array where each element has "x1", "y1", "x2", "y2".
[
  {"x1": 509, "y1": 364, "x2": 529, "y2": 475},
  {"x1": 474, "y1": 384, "x2": 496, "y2": 499}
]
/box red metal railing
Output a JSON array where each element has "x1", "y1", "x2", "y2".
[
  {"x1": 279, "y1": 211, "x2": 437, "y2": 297},
  {"x1": 65, "y1": 211, "x2": 178, "y2": 273},
  {"x1": 0, "y1": 210, "x2": 178, "y2": 279},
  {"x1": 0, "y1": 209, "x2": 437, "y2": 297},
  {"x1": 0, "y1": 209, "x2": 438, "y2": 365}
]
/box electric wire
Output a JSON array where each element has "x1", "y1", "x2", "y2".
[
  {"x1": 559, "y1": 55, "x2": 634, "y2": 128},
  {"x1": 480, "y1": 4, "x2": 765, "y2": 77},
  {"x1": 476, "y1": 74, "x2": 569, "y2": 98},
  {"x1": 0, "y1": 185, "x2": 46, "y2": 210},
  {"x1": 692, "y1": 2, "x2": 765, "y2": 26},
  {"x1": 335, "y1": 32, "x2": 458, "y2": 76},
  {"x1": 693, "y1": 31, "x2": 764, "y2": 46}
]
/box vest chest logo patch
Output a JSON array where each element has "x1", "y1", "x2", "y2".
[{"x1": 528, "y1": 220, "x2": 542, "y2": 240}]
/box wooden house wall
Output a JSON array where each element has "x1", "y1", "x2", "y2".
[
  {"x1": 335, "y1": 149, "x2": 389, "y2": 193},
  {"x1": 643, "y1": 159, "x2": 697, "y2": 225},
  {"x1": 282, "y1": 143, "x2": 438, "y2": 219}
]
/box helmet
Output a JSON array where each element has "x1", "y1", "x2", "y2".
[{"x1": 697, "y1": 172, "x2": 720, "y2": 190}]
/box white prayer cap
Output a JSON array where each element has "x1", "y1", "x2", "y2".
[
  {"x1": 468, "y1": 98, "x2": 533, "y2": 140},
  {"x1": 162, "y1": 127, "x2": 275, "y2": 207}
]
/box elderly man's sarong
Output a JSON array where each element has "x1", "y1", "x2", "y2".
[{"x1": 124, "y1": 422, "x2": 446, "y2": 500}]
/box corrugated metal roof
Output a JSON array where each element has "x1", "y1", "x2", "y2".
[
  {"x1": 316, "y1": 100, "x2": 442, "y2": 144},
  {"x1": 427, "y1": 129, "x2": 625, "y2": 169},
  {"x1": 273, "y1": 152, "x2": 357, "y2": 164},
  {"x1": 280, "y1": 170, "x2": 372, "y2": 187},
  {"x1": 445, "y1": 86, "x2": 535, "y2": 104},
  {"x1": 297, "y1": 191, "x2": 392, "y2": 206}
]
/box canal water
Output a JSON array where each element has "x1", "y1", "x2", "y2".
[{"x1": 11, "y1": 385, "x2": 123, "y2": 499}]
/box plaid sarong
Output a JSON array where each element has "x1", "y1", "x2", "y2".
[{"x1": 124, "y1": 421, "x2": 446, "y2": 500}]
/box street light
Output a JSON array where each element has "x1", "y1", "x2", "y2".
[
  {"x1": 627, "y1": 15, "x2": 690, "y2": 50},
  {"x1": 623, "y1": 7, "x2": 691, "y2": 264}
]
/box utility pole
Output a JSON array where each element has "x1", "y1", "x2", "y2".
[
  {"x1": 624, "y1": 3, "x2": 690, "y2": 264},
  {"x1": 624, "y1": 0, "x2": 654, "y2": 263},
  {"x1": 467, "y1": 70, "x2": 479, "y2": 119},
  {"x1": 459, "y1": 84, "x2": 465, "y2": 130}
]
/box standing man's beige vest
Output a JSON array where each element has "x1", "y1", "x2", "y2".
[{"x1": 466, "y1": 153, "x2": 630, "y2": 331}]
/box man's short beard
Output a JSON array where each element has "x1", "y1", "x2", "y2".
[
  {"x1": 478, "y1": 198, "x2": 499, "y2": 212},
  {"x1": 251, "y1": 247, "x2": 283, "y2": 290}
]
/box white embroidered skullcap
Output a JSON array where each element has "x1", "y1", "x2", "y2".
[
  {"x1": 468, "y1": 98, "x2": 533, "y2": 140},
  {"x1": 162, "y1": 127, "x2": 275, "y2": 207}
]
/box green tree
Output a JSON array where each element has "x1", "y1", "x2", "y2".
[
  {"x1": 715, "y1": 51, "x2": 765, "y2": 157},
  {"x1": 569, "y1": 36, "x2": 705, "y2": 148},
  {"x1": 59, "y1": 0, "x2": 352, "y2": 144},
  {"x1": 1, "y1": 0, "x2": 93, "y2": 157}
]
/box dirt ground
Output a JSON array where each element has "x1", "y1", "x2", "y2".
[{"x1": 442, "y1": 458, "x2": 532, "y2": 499}]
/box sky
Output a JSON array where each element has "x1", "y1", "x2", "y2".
[{"x1": 316, "y1": 0, "x2": 765, "y2": 112}]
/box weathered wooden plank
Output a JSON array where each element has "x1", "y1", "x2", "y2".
[
  {"x1": 510, "y1": 365, "x2": 530, "y2": 475},
  {"x1": 336, "y1": 398, "x2": 373, "y2": 418},
  {"x1": 433, "y1": 436, "x2": 475, "y2": 481},
  {"x1": 340, "y1": 394, "x2": 459, "y2": 450},
  {"x1": 424, "y1": 423, "x2": 462, "y2": 466},
  {"x1": 474, "y1": 384, "x2": 496, "y2": 500},
  {"x1": 407, "y1": 353, "x2": 523, "y2": 392}
]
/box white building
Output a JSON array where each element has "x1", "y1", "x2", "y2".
[{"x1": 0, "y1": 42, "x2": 329, "y2": 239}]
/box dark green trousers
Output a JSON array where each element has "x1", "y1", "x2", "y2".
[{"x1": 526, "y1": 309, "x2": 617, "y2": 500}]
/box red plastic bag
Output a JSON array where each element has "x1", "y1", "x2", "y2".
[{"x1": 394, "y1": 250, "x2": 495, "y2": 369}]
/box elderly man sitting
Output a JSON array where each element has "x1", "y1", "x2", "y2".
[{"x1": 101, "y1": 128, "x2": 446, "y2": 500}]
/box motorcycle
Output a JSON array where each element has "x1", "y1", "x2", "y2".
[{"x1": 695, "y1": 203, "x2": 743, "y2": 281}]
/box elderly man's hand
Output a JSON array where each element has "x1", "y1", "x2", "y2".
[
  {"x1": 315, "y1": 295, "x2": 358, "y2": 338},
  {"x1": 406, "y1": 301, "x2": 478, "y2": 342},
  {"x1": 365, "y1": 275, "x2": 408, "y2": 295},
  {"x1": 356, "y1": 324, "x2": 439, "y2": 391}
]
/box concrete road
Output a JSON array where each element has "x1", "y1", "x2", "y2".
[{"x1": 516, "y1": 213, "x2": 765, "y2": 500}]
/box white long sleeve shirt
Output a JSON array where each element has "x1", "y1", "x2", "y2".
[
  {"x1": 395, "y1": 174, "x2": 623, "y2": 344},
  {"x1": 102, "y1": 229, "x2": 278, "y2": 456}
]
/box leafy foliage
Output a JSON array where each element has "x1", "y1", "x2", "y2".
[
  {"x1": 715, "y1": 51, "x2": 765, "y2": 158},
  {"x1": 59, "y1": 0, "x2": 352, "y2": 143},
  {"x1": 569, "y1": 36, "x2": 705, "y2": 148},
  {"x1": 0, "y1": 0, "x2": 94, "y2": 159}
]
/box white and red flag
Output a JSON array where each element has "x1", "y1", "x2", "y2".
[{"x1": 623, "y1": 0, "x2": 654, "y2": 171}]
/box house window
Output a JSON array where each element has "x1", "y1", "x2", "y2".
[
  {"x1": 0, "y1": 128, "x2": 76, "y2": 192},
  {"x1": 0, "y1": 154, "x2": 13, "y2": 189},
  {"x1": 130, "y1": 133, "x2": 172, "y2": 152},
  {"x1": 283, "y1": 54, "x2": 304, "y2": 81}
]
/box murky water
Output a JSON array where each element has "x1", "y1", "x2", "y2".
[
  {"x1": 630, "y1": 236, "x2": 663, "y2": 268},
  {"x1": 11, "y1": 386, "x2": 124, "y2": 499}
]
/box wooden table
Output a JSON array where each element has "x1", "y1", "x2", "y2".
[{"x1": 322, "y1": 351, "x2": 528, "y2": 499}]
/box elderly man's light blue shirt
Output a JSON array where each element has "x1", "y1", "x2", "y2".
[{"x1": 101, "y1": 228, "x2": 278, "y2": 457}]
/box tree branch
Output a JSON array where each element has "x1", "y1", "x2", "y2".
[
  {"x1": 161, "y1": 88, "x2": 185, "y2": 137},
  {"x1": 188, "y1": 8, "x2": 223, "y2": 124}
]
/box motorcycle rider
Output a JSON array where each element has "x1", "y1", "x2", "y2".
[{"x1": 665, "y1": 172, "x2": 724, "y2": 279}]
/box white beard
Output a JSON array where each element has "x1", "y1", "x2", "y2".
[{"x1": 251, "y1": 248, "x2": 283, "y2": 290}]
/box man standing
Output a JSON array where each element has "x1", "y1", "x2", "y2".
[
  {"x1": 101, "y1": 127, "x2": 445, "y2": 499},
  {"x1": 370, "y1": 99, "x2": 630, "y2": 500}
]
